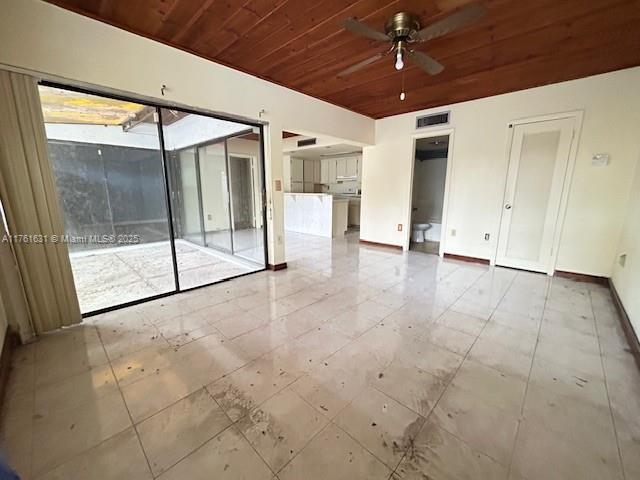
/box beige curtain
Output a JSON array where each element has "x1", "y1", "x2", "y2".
[
  {"x1": 0, "y1": 70, "x2": 82, "y2": 333},
  {"x1": 0, "y1": 217, "x2": 34, "y2": 342}
]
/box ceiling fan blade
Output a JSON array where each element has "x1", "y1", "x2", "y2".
[
  {"x1": 338, "y1": 51, "x2": 388, "y2": 77},
  {"x1": 407, "y1": 50, "x2": 444, "y2": 75},
  {"x1": 342, "y1": 17, "x2": 390, "y2": 42},
  {"x1": 415, "y1": 3, "x2": 486, "y2": 42}
]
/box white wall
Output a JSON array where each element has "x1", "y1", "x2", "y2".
[
  {"x1": 0, "y1": 0, "x2": 374, "y2": 265},
  {"x1": 412, "y1": 157, "x2": 447, "y2": 224},
  {"x1": 612, "y1": 157, "x2": 640, "y2": 333},
  {"x1": 361, "y1": 67, "x2": 640, "y2": 277}
]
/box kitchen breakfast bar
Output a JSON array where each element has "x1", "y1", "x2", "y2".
[{"x1": 284, "y1": 193, "x2": 349, "y2": 238}]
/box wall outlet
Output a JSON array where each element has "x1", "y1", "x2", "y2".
[
  {"x1": 484, "y1": 233, "x2": 490, "y2": 241},
  {"x1": 451, "y1": 229, "x2": 456, "y2": 237},
  {"x1": 397, "y1": 224, "x2": 403, "y2": 232},
  {"x1": 207, "y1": 214, "x2": 212, "y2": 220},
  {"x1": 619, "y1": 253, "x2": 627, "y2": 267}
]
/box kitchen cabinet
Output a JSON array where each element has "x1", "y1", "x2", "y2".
[
  {"x1": 336, "y1": 157, "x2": 347, "y2": 178},
  {"x1": 328, "y1": 159, "x2": 337, "y2": 183},
  {"x1": 303, "y1": 159, "x2": 314, "y2": 182},
  {"x1": 345, "y1": 156, "x2": 357, "y2": 177},
  {"x1": 314, "y1": 160, "x2": 321, "y2": 183},
  {"x1": 348, "y1": 198, "x2": 361, "y2": 226},
  {"x1": 320, "y1": 159, "x2": 329, "y2": 184},
  {"x1": 291, "y1": 158, "x2": 303, "y2": 183},
  {"x1": 357, "y1": 156, "x2": 362, "y2": 181}
]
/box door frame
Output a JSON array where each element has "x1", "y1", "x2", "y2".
[
  {"x1": 404, "y1": 127, "x2": 456, "y2": 256},
  {"x1": 227, "y1": 153, "x2": 257, "y2": 230},
  {"x1": 492, "y1": 110, "x2": 584, "y2": 275}
]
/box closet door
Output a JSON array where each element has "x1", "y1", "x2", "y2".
[{"x1": 496, "y1": 117, "x2": 575, "y2": 273}]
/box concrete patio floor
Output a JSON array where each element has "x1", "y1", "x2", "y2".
[{"x1": 70, "y1": 240, "x2": 262, "y2": 313}]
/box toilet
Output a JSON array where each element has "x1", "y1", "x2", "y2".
[{"x1": 411, "y1": 223, "x2": 431, "y2": 243}]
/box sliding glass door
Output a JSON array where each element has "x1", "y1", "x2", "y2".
[
  {"x1": 160, "y1": 109, "x2": 266, "y2": 290},
  {"x1": 39, "y1": 85, "x2": 267, "y2": 314},
  {"x1": 39, "y1": 85, "x2": 176, "y2": 313}
]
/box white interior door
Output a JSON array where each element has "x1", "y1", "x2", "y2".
[{"x1": 496, "y1": 117, "x2": 575, "y2": 273}]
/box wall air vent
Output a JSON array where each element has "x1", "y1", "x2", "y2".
[
  {"x1": 297, "y1": 138, "x2": 317, "y2": 147},
  {"x1": 416, "y1": 111, "x2": 450, "y2": 129}
]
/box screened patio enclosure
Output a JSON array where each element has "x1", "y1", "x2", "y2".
[{"x1": 39, "y1": 85, "x2": 267, "y2": 314}]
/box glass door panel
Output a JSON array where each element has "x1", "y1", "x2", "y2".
[
  {"x1": 160, "y1": 109, "x2": 266, "y2": 290},
  {"x1": 175, "y1": 148, "x2": 205, "y2": 246},
  {"x1": 39, "y1": 85, "x2": 176, "y2": 314},
  {"x1": 226, "y1": 131, "x2": 266, "y2": 265},
  {"x1": 198, "y1": 141, "x2": 232, "y2": 253}
]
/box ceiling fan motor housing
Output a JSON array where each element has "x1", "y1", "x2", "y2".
[{"x1": 385, "y1": 12, "x2": 421, "y2": 42}]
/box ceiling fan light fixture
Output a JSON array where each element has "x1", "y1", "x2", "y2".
[
  {"x1": 339, "y1": 4, "x2": 486, "y2": 79},
  {"x1": 395, "y1": 49, "x2": 404, "y2": 70}
]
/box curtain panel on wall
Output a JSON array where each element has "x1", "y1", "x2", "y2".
[{"x1": 0, "y1": 70, "x2": 81, "y2": 334}]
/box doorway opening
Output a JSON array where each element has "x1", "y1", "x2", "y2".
[
  {"x1": 409, "y1": 135, "x2": 449, "y2": 255},
  {"x1": 282, "y1": 132, "x2": 363, "y2": 261}
]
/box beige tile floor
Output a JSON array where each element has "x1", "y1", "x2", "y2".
[{"x1": 1, "y1": 230, "x2": 639, "y2": 479}]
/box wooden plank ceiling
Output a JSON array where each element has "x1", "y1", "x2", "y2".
[{"x1": 44, "y1": 0, "x2": 640, "y2": 119}]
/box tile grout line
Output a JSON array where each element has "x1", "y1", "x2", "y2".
[
  {"x1": 238, "y1": 272, "x2": 427, "y2": 477},
  {"x1": 505, "y1": 274, "x2": 551, "y2": 479},
  {"x1": 589, "y1": 289, "x2": 627, "y2": 480},
  {"x1": 24, "y1": 236, "x2": 572, "y2": 479},
  {"x1": 95, "y1": 323, "x2": 157, "y2": 479},
  {"x1": 385, "y1": 267, "x2": 520, "y2": 479},
  {"x1": 15, "y1": 234, "x2": 380, "y2": 477},
  {"x1": 27, "y1": 326, "x2": 157, "y2": 479},
  {"x1": 202, "y1": 375, "x2": 303, "y2": 478}
]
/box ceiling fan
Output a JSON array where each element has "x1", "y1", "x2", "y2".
[{"x1": 338, "y1": 3, "x2": 486, "y2": 77}]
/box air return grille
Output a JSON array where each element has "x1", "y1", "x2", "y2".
[
  {"x1": 297, "y1": 138, "x2": 317, "y2": 147},
  {"x1": 416, "y1": 111, "x2": 450, "y2": 129}
]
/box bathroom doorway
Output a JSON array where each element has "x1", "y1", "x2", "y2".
[{"x1": 409, "y1": 134, "x2": 450, "y2": 255}]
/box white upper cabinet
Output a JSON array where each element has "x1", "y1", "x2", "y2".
[
  {"x1": 336, "y1": 157, "x2": 347, "y2": 178},
  {"x1": 303, "y1": 159, "x2": 314, "y2": 182},
  {"x1": 345, "y1": 156, "x2": 357, "y2": 177},
  {"x1": 320, "y1": 159, "x2": 329, "y2": 184},
  {"x1": 328, "y1": 159, "x2": 337, "y2": 183},
  {"x1": 357, "y1": 156, "x2": 362, "y2": 181},
  {"x1": 291, "y1": 157, "x2": 303, "y2": 183},
  {"x1": 314, "y1": 160, "x2": 321, "y2": 183}
]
